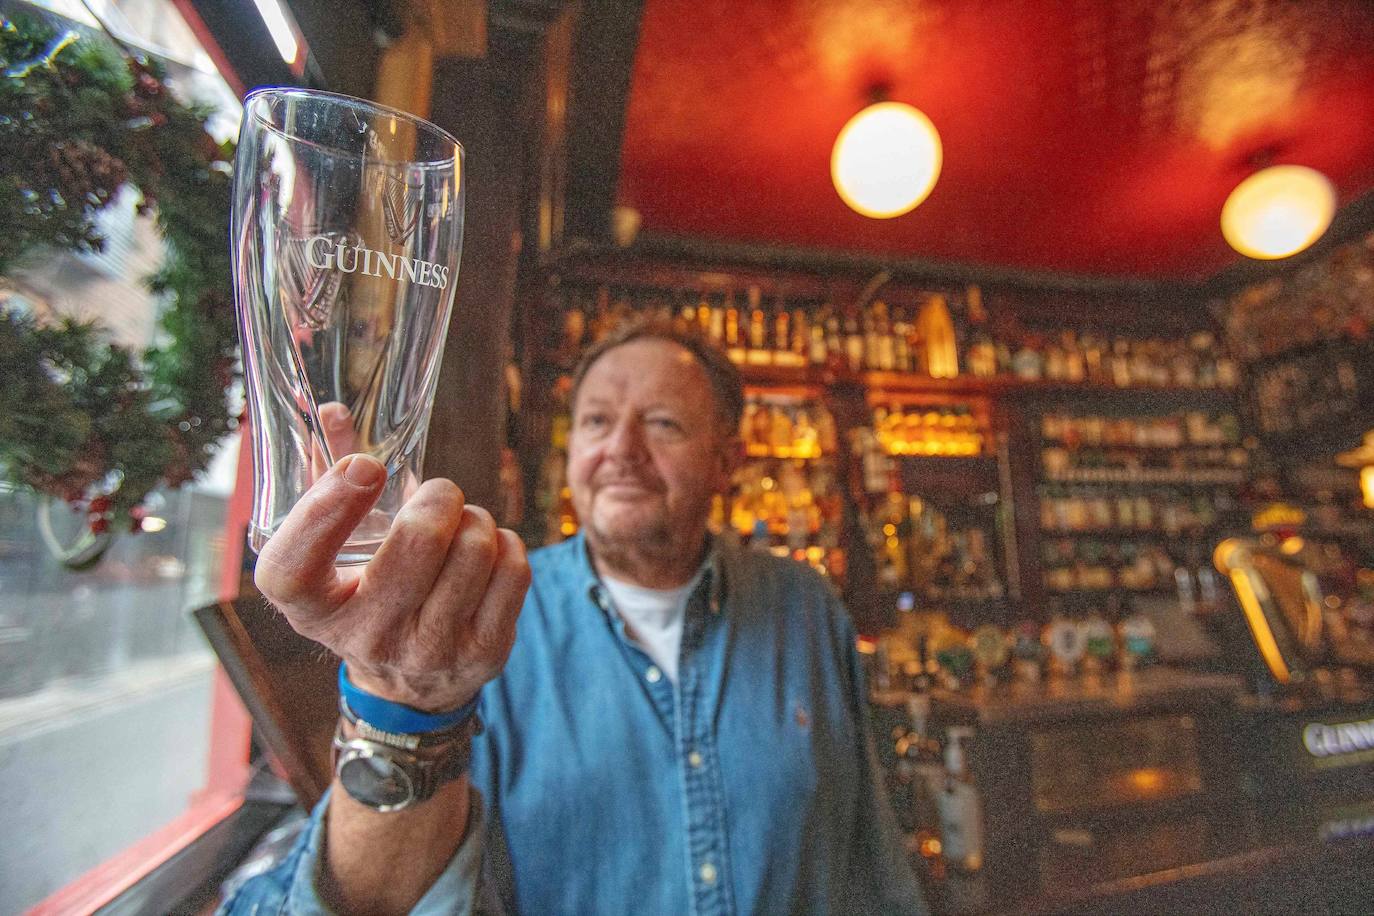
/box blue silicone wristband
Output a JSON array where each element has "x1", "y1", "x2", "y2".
[{"x1": 337, "y1": 663, "x2": 478, "y2": 735}]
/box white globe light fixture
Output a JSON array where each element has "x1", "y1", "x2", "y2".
[
  {"x1": 831, "y1": 101, "x2": 942, "y2": 219},
  {"x1": 1221, "y1": 164, "x2": 1336, "y2": 260}
]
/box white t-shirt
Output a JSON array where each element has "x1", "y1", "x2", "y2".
[{"x1": 600, "y1": 568, "x2": 705, "y2": 684}]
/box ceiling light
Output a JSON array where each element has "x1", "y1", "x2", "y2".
[
  {"x1": 1221, "y1": 164, "x2": 1336, "y2": 259},
  {"x1": 831, "y1": 102, "x2": 942, "y2": 219},
  {"x1": 252, "y1": 0, "x2": 300, "y2": 66}
]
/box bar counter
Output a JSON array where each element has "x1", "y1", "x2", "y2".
[{"x1": 875, "y1": 668, "x2": 1374, "y2": 914}]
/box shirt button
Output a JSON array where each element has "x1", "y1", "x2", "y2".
[
  {"x1": 687, "y1": 750, "x2": 704, "y2": 768},
  {"x1": 699, "y1": 862, "x2": 717, "y2": 885},
  {"x1": 645, "y1": 666, "x2": 662, "y2": 683}
]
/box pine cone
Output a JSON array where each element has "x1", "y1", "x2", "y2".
[{"x1": 47, "y1": 141, "x2": 128, "y2": 209}]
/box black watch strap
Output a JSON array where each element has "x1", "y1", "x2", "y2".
[{"x1": 332, "y1": 719, "x2": 480, "y2": 811}]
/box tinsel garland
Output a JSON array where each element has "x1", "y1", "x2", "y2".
[{"x1": 0, "y1": 13, "x2": 238, "y2": 538}]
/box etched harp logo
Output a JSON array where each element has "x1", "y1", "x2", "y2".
[
  {"x1": 282, "y1": 173, "x2": 449, "y2": 330},
  {"x1": 281, "y1": 231, "x2": 353, "y2": 330},
  {"x1": 381, "y1": 173, "x2": 425, "y2": 247}
]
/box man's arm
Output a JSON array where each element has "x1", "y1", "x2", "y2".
[
  {"x1": 250, "y1": 454, "x2": 529, "y2": 913},
  {"x1": 832, "y1": 607, "x2": 930, "y2": 915},
  {"x1": 320, "y1": 777, "x2": 472, "y2": 913}
]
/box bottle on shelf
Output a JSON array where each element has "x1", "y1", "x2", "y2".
[{"x1": 938, "y1": 726, "x2": 985, "y2": 873}]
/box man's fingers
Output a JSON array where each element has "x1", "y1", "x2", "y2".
[
  {"x1": 351, "y1": 479, "x2": 469, "y2": 631},
  {"x1": 309, "y1": 403, "x2": 358, "y2": 485},
  {"x1": 255, "y1": 453, "x2": 386, "y2": 619},
  {"x1": 416, "y1": 505, "x2": 502, "y2": 641},
  {"x1": 319, "y1": 401, "x2": 360, "y2": 459},
  {"x1": 466, "y1": 528, "x2": 531, "y2": 663}
]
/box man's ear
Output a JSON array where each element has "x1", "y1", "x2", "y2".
[{"x1": 715, "y1": 434, "x2": 744, "y2": 490}]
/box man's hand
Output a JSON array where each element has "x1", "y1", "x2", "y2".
[{"x1": 255, "y1": 453, "x2": 530, "y2": 711}]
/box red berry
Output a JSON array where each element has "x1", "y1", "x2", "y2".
[
  {"x1": 89, "y1": 496, "x2": 112, "y2": 514},
  {"x1": 90, "y1": 518, "x2": 109, "y2": 535}
]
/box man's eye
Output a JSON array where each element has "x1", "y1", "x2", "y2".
[
  {"x1": 580, "y1": 413, "x2": 609, "y2": 429},
  {"x1": 648, "y1": 417, "x2": 682, "y2": 432}
]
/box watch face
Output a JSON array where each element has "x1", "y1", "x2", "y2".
[{"x1": 339, "y1": 748, "x2": 417, "y2": 811}]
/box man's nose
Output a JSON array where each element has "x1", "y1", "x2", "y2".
[{"x1": 604, "y1": 417, "x2": 648, "y2": 463}]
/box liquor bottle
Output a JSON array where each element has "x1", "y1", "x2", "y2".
[
  {"x1": 816, "y1": 405, "x2": 838, "y2": 455},
  {"x1": 824, "y1": 305, "x2": 843, "y2": 366},
  {"x1": 1043, "y1": 613, "x2": 1086, "y2": 677},
  {"x1": 938, "y1": 726, "x2": 985, "y2": 872},
  {"x1": 892, "y1": 304, "x2": 914, "y2": 373},
  {"x1": 739, "y1": 399, "x2": 759, "y2": 454},
  {"x1": 1118, "y1": 605, "x2": 1156, "y2": 670},
  {"x1": 1192, "y1": 332, "x2": 1218, "y2": 388},
  {"x1": 810, "y1": 304, "x2": 830, "y2": 366},
  {"x1": 1081, "y1": 333, "x2": 1106, "y2": 383},
  {"x1": 967, "y1": 331, "x2": 997, "y2": 379},
  {"x1": 676, "y1": 302, "x2": 696, "y2": 336},
  {"x1": 1062, "y1": 331, "x2": 1086, "y2": 382},
  {"x1": 1111, "y1": 339, "x2": 1132, "y2": 387},
  {"x1": 747, "y1": 286, "x2": 768, "y2": 354},
  {"x1": 875, "y1": 301, "x2": 896, "y2": 371},
  {"x1": 696, "y1": 296, "x2": 712, "y2": 338},
  {"x1": 774, "y1": 300, "x2": 790, "y2": 356},
  {"x1": 917, "y1": 294, "x2": 960, "y2": 379},
  {"x1": 561, "y1": 292, "x2": 587, "y2": 358},
  {"x1": 844, "y1": 308, "x2": 865, "y2": 372},
  {"x1": 770, "y1": 403, "x2": 794, "y2": 455},
  {"x1": 1216, "y1": 350, "x2": 1240, "y2": 389},
  {"x1": 794, "y1": 409, "x2": 819, "y2": 458},
  {"x1": 1081, "y1": 611, "x2": 1116, "y2": 672},
  {"x1": 994, "y1": 340, "x2": 1013, "y2": 377},
  {"x1": 751, "y1": 399, "x2": 772, "y2": 453},
  {"x1": 724, "y1": 293, "x2": 745, "y2": 364},
  {"x1": 1044, "y1": 337, "x2": 1066, "y2": 381},
  {"x1": 863, "y1": 301, "x2": 881, "y2": 372},
  {"x1": 790, "y1": 307, "x2": 809, "y2": 365},
  {"x1": 1012, "y1": 340, "x2": 1044, "y2": 380},
  {"x1": 591, "y1": 285, "x2": 613, "y2": 342},
  {"x1": 708, "y1": 294, "x2": 725, "y2": 344}
]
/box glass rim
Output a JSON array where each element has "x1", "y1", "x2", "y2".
[{"x1": 243, "y1": 87, "x2": 463, "y2": 168}]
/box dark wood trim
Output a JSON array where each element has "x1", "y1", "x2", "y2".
[
  {"x1": 274, "y1": 0, "x2": 380, "y2": 98},
  {"x1": 193, "y1": 600, "x2": 336, "y2": 808},
  {"x1": 562, "y1": 0, "x2": 646, "y2": 241},
  {"x1": 613, "y1": 232, "x2": 1214, "y2": 299},
  {"x1": 185, "y1": 1, "x2": 310, "y2": 89},
  {"x1": 424, "y1": 33, "x2": 542, "y2": 506},
  {"x1": 95, "y1": 792, "x2": 294, "y2": 916}
]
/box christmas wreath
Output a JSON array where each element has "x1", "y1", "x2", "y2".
[{"x1": 0, "y1": 14, "x2": 238, "y2": 562}]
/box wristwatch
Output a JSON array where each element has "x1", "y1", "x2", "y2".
[{"x1": 332, "y1": 700, "x2": 482, "y2": 812}]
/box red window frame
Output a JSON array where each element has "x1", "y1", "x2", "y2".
[{"x1": 30, "y1": 426, "x2": 257, "y2": 914}]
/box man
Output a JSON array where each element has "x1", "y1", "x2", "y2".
[{"x1": 225, "y1": 322, "x2": 925, "y2": 915}]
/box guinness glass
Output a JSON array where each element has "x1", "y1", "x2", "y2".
[{"x1": 231, "y1": 89, "x2": 464, "y2": 564}]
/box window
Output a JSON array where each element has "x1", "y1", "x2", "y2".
[{"x1": 0, "y1": 1, "x2": 254, "y2": 910}]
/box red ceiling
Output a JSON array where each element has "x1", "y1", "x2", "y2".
[{"x1": 616, "y1": 0, "x2": 1374, "y2": 280}]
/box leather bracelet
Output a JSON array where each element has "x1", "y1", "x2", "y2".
[{"x1": 337, "y1": 663, "x2": 479, "y2": 735}]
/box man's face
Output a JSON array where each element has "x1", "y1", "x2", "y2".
[{"x1": 568, "y1": 338, "x2": 734, "y2": 553}]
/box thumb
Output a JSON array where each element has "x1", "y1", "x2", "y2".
[{"x1": 255, "y1": 454, "x2": 386, "y2": 615}]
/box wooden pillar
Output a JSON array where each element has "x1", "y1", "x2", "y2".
[
  {"x1": 364, "y1": 1, "x2": 524, "y2": 511},
  {"x1": 373, "y1": 28, "x2": 434, "y2": 118},
  {"x1": 420, "y1": 27, "x2": 532, "y2": 512}
]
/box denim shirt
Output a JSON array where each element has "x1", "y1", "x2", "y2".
[{"x1": 221, "y1": 534, "x2": 925, "y2": 915}]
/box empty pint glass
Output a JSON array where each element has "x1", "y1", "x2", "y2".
[{"x1": 231, "y1": 89, "x2": 464, "y2": 564}]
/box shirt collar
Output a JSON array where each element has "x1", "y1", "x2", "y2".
[{"x1": 578, "y1": 532, "x2": 728, "y2": 617}]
